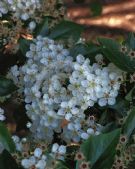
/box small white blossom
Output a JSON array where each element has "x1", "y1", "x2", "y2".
[
  {"x1": 34, "y1": 148, "x2": 42, "y2": 158},
  {"x1": 0, "y1": 108, "x2": 5, "y2": 121}
]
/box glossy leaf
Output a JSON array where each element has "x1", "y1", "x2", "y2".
[
  {"x1": 125, "y1": 33, "x2": 135, "y2": 50},
  {"x1": 0, "y1": 122, "x2": 15, "y2": 153},
  {"x1": 102, "y1": 122, "x2": 117, "y2": 134},
  {"x1": 122, "y1": 107, "x2": 135, "y2": 138},
  {"x1": 0, "y1": 76, "x2": 17, "y2": 96},
  {"x1": 80, "y1": 129, "x2": 121, "y2": 169},
  {"x1": 70, "y1": 43, "x2": 100, "y2": 58},
  {"x1": 49, "y1": 20, "x2": 84, "y2": 41},
  {"x1": 98, "y1": 38, "x2": 135, "y2": 72}
]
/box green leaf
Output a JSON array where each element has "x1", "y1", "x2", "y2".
[
  {"x1": 55, "y1": 161, "x2": 69, "y2": 169},
  {"x1": 90, "y1": 1, "x2": 102, "y2": 16},
  {"x1": 70, "y1": 43, "x2": 100, "y2": 58},
  {"x1": 19, "y1": 38, "x2": 31, "y2": 56},
  {"x1": 0, "y1": 122, "x2": 15, "y2": 153},
  {"x1": 122, "y1": 107, "x2": 135, "y2": 138},
  {"x1": 108, "y1": 99, "x2": 129, "y2": 116},
  {"x1": 49, "y1": 20, "x2": 84, "y2": 41},
  {"x1": 80, "y1": 129, "x2": 121, "y2": 169},
  {"x1": 98, "y1": 38, "x2": 135, "y2": 72},
  {"x1": 125, "y1": 33, "x2": 135, "y2": 50},
  {"x1": 125, "y1": 86, "x2": 135, "y2": 101},
  {"x1": 102, "y1": 122, "x2": 117, "y2": 134},
  {"x1": 34, "y1": 17, "x2": 49, "y2": 36},
  {"x1": 0, "y1": 76, "x2": 17, "y2": 97},
  {"x1": 0, "y1": 150, "x2": 23, "y2": 169}
]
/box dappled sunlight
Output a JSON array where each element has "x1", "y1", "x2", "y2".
[{"x1": 67, "y1": 0, "x2": 135, "y2": 32}]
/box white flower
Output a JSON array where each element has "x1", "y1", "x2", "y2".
[
  {"x1": 21, "y1": 159, "x2": 30, "y2": 169},
  {"x1": 52, "y1": 143, "x2": 59, "y2": 153},
  {"x1": 29, "y1": 156, "x2": 36, "y2": 166},
  {"x1": 95, "y1": 54, "x2": 104, "y2": 65},
  {"x1": 36, "y1": 160, "x2": 46, "y2": 169},
  {"x1": 12, "y1": 135, "x2": 20, "y2": 143},
  {"x1": 58, "y1": 145, "x2": 66, "y2": 155},
  {"x1": 95, "y1": 131, "x2": 101, "y2": 135},
  {"x1": 76, "y1": 54, "x2": 85, "y2": 64},
  {"x1": 0, "y1": 114, "x2": 5, "y2": 121},
  {"x1": 0, "y1": 108, "x2": 5, "y2": 121},
  {"x1": 34, "y1": 148, "x2": 42, "y2": 158},
  {"x1": 87, "y1": 128, "x2": 94, "y2": 135},
  {"x1": 81, "y1": 132, "x2": 89, "y2": 140},
  {"x1": 108, "y1": 97, "x2": 116, "y2": 105},
  {"x1": 26, "y1": 122, "x2": 32, "y2": 128},
  {"x1": 29, "y1": 21, "x2": 36, "y2": 30},
  {"x1": 52, "y1": 143, "x2": 66, "y2": 155},
  {"x1": 65, "y1": 113, "x2": 72, "y2": 121},
  {"x1": 98, "y1": 98, "x2": 107, "y2": 107}
]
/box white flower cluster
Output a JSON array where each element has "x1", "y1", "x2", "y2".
[
  {"x1": 0, "y1": 108, "x2": 5, "y2": 121},
  {"x1": 69, "y1": 55, "x2": 120, "y2": 107},
  {"x1": 21, "y1": 148, "x2": 47, "y2": 169},
  {"x1": 12, "y1": 135, "x2": 66, "y2": 169},
  {"x1": 21, "y1": 145, "x2": 66, "y2": 169},
  {"x1": 0, "y1": 0, "x2": 40, "y2": 21},
  {"x1": 51, "y1": 143, "x2": 66, "y2": 161},
  {"x1": 9, "y1": 36, "x2": 121, "y2": 143}
]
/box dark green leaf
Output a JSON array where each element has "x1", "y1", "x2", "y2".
[
  {"x1": 102, "y1": 122, "x2": 117, "y2": 134},
  {"x1": 125, "y1": 87, "x2": 135, "y2": 101},
  {"x1": 108, "y1": 99, "x2": 129, "y2": 116},
  {"x1": 19, "y1": 38, "x2": 31, "y2": 56},
  {"x1": 90, "y1": 1, "x2": 102, "y2": 16},
  {"x1": 70, "y1": 43, "x2": 100, "y2": 58},
  {"x1": 98, "y1": 38, "x2": 135, "y2": 72},
  {"x1": 55, "y1": 160, "x2": 69, "y2": 169},
  {"x1": 0, "y1": 150, "x2": 23, "y2": 169},
  {"x1": 49, "y1": 20, "x2": 84, "y2": 41},
  {"x1": 0, "y1": 76, "x2": 17, "y2": 97},
  {"x1": 0, "y1": 122, "x2": 15, "y2": 153},
  {"x1": 122, "y1": 107, "x2": 135, "y2": 138},
  {"x1": 80, "y1": 129, "x2": 121, "y2": 169},
  {"x1": 125, "y1": 33, "x2": 135, "y2": 50},
  {"x1": 34, "y1": 17, "x2": 49, "y2": 36}
]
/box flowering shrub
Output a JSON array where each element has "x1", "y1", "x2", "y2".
[
  {"x1": 0, "y1": 0, "x2": 65, "y2": 53},
  {"x1": 0, "y1": 1, "x2": 135, "y2": 169}
]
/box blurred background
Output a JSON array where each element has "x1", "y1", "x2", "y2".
[{"x1": 64, "y1": 0, "x2": 135, "y2": 40}]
